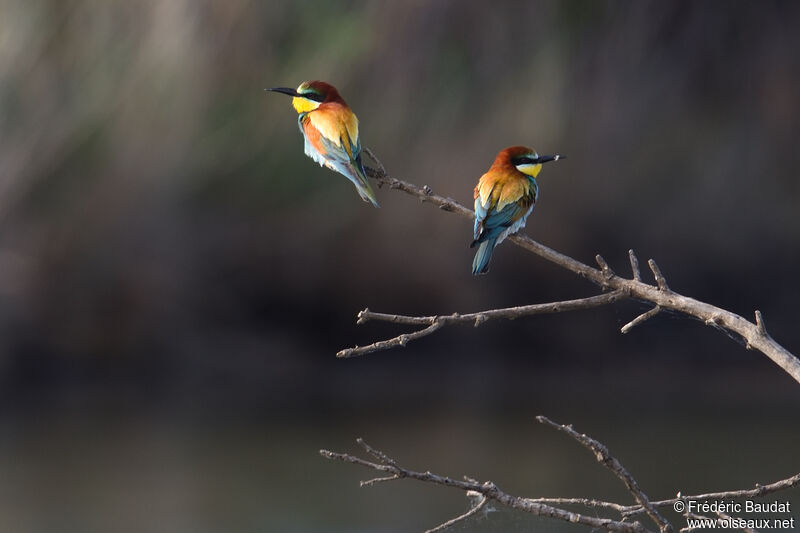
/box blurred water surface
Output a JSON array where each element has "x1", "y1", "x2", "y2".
[{"x1": 0, "y1": 405, "x2": 798, "y2": 533}]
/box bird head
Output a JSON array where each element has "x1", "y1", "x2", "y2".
[
  {"x1": 499, "y1": 146, "x2": 566, "y2": 178},
  {"x1": 266, "y1": 81, "x2": 343, "y2": 114}
]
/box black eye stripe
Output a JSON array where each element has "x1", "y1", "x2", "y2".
[
  {"x1": 512, "y1": 156, "x2": 538, "y2": 165},
  {"x1": 301, "y1": 92, "x2": 325, "y2": 102}
]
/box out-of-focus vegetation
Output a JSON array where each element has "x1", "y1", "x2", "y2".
[
  {"x1": 0, "y1": 1, "x2": 798, "y2": 531},
  {"x1": 1, "y1": 0, "x2": 798, "y2": 402}
]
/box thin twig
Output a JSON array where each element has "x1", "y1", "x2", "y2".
[
  {"x1": 320, "y1": 441, "x2": 653, "y2": 533},
  {"x1": 648, "y1": 259, "x2": 670, "y2": 292},
  {"x1": 621, "y1": 306, "x2": 662, "y2": 334},
  {"x1": 361, "y1": 475, "x2": 399, "y2": 486},
  {"x1": 536, "y1": 416, "x2": 673, "y2": 533},
  {"x1": 319, "y1": 428, "x2": 800, "y2": 533},
  {"x1": 621, "y1": 472, "x2": 800, "y2": 517},
  {"x1": 424, "y1": 492, "x2": 487, "y2": 533},
  {"x1": 629, "y1": 249, "x2": 642, "y2": 281},
  {"x1": 755, "y1": 310, "x2": 767, "y2": 336},
  {"x1": 337, "y1": 321, "x2": 444, "y2": 358},
  {"x1": 338, "y1": 291, "x2": 627, "y2": 358},
  {"x1": 525, "y1": 474, "x2": 800, "y2": 520},
  {"x1": 527, "y1": 496, "x2": 630, "y2": 512},
  {"x1": 522, "y1": 474, "x2": 800, "y2": 521},
  {"x1": 358, "y1": 437, "x2": 398, "y2": 466},
  {"x1": 363, "y1": 147, "x2": 386, "y2": 175},
  {"x1": 354, "y1": 161, "x2": 800, "y2": 383},
  {"x1": 596, "y1": 254, "x2": 615, "y2": 280}
]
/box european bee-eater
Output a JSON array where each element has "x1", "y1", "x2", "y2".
[
  {"x1": 267, "y1": 81, "x2": 379, "y2": 207},
  {"x1": 471, "y1": 146, "x2": 565, "y2": 275}
]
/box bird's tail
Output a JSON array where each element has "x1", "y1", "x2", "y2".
[
  {"x1": 351, "y1": 159, "x2": 380, "y2": 208},
  {"x1": 471, "y1": 237, "x2": 498, "y2": 275}
]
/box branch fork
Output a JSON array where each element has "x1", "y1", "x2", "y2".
[
  {"x1": 323, "y1": 416, "x2": 800, "y2": 533},
  {"x1": 338, "y1": 291, "x2": 627, "y2": 358},
  {"x1": 335, "y1": 157, "x2": 800, "y2": 383}
]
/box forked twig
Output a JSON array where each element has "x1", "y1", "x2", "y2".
[
  {"x1": 338, "y1": 291, "x2": 627, "y2": 358},
  {"x1": 321, "y1": 429, "x2": 653, "y2": 533},
  {"x1": 344, "y1": 160, "x2": 800, "y2": 384},
  {"x1": 536, "y1": 416, "x2": 672, "y2": 533},
  {"x1": 322, "y1": 417, "x2": 800, "y2": 533},
  {"x1": 424, "y1": 492, "x2": 487, "y2": 533}
]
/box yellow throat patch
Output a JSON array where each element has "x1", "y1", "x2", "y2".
[
  {"x1": 292, "y1": 96, "x2": 320, "y2": 114},
  {"x1": 515, "y1": 163, "x2": 543, "y2": 177}
]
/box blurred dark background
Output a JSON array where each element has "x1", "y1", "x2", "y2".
[{"x1": 0, "y1": 1, "x2": 798, "y2": 531}]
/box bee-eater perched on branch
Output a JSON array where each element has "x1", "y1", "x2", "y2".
[
  {"x1": 267, "y1": 81, "x2": 379, "y2": 207},
  {"x1": 471, "y1": 146, "x2": 565, "y2": 275}
]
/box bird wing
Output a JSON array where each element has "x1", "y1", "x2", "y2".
[
  {"x1": 299, "y1": 108, "x2": 378, "y2": 206},
  {"x1": 307, "y1": 104, "x2": 361, "y2": 164},
  {"x1": 473, "y1": 175, "x2": 534, "y2": 243}
]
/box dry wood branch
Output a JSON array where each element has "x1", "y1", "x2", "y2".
[
  {"x1": 596, "y1": 254, "x2": 615, "y2": 279},
  {"x1": 320, "y1": 439, "x2": 654, "y2": 533},
  {"x1": 322, "y1": 421, "x2": 800, "y2": 533},
  {"x1": 621, "y1": 306, "x2": 662, "y2": 334},
  {"x1": 357, "y1": 163, "x2": 800, "y2": 383},
  {"x1": 527, "y1": 496, "x2": 630, "y2": 512},
  {"x1": 337, "y1": 321, "x2": 443, "y2": 358},
  {"x1": 360, "y1": 474, "x2": 398, "y2": 486},
  {"x1": 755, "y1": 310, "x2": 767, "y2": 337},
  {"x1": 338, "y1": 290, "x2": 627, "y2": 358},
  {"x1": 536, "y1": 416, "x2": 672, "y2": 533},
  {"x1": 525, "y1": 471, "x2": 800, "y2": 520},
  {"x1": 363, "y1": 147, "x2": 386, "y2": 175},
  {"x1": 621, "y1": 472, "x2": 800, "y2": 518},
  {"x1": 424, "y1": 492, "x2": 487, "y2": 533},
  {"x1": 629, "y1": 249, "x2": 642, "y2": 281},
  {"x1": 648, "y1": 259, "x2": 671, "y2": 292}
]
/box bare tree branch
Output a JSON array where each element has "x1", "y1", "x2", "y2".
[
  {"x1": 424, "y1": 492, "x2": 487, "y2": 533},
  {"x1": 527, "y1": 496, "x2": 632, "y2": 512},
  {"x1": 623, "y1": 472, "x2": 800, "y2": 517},
  {"x1": 648, "y1": 259, "x2": 671, "y2": 292},
  {"x1": 596, "y1": 254, "x2": 616, "y2": 279},
  {"x1": 338, "y1": 290, "x2": 627, "y2": 358},
  {"x1": 536, "y1": 416, "x2": 672, "y2": 533},
  {"x1": 363, "y1": 146, "x2": 386, "y2": 176},
  {"x1": 755, "y1": 310, "x2": 767, "y2": 337},
  {"x1": 337, "y1": 321, "x2": 444, "y2": 359},
  {"x1": 621, "y1": 305, "x2": 662, "y2": 334},
  {"x1": 629, "y1": 249, "x2": 643, "y2": 282},
  {"x1": 530, "y1": 472, "x2": 800, "y2": 518},
  {"x1": 360, "y1": 474, "x2": 399, "y2": 486},
  {"x1": 320, "y1": 440, "x2": 654, "y2": 533},
  {"x1": 321, "y1": 418, "x2": 800, "y2": 533},
  {"x1": 355, "y1": 163, "x2": 800, "y2": 383}
]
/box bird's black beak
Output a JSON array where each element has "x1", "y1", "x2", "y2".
[
  {"x1": 538, "y1": 155, "x2": 566, "y2": 164},
  {"x1": 266, "y1": 87, "x2": 300, "y2": 97}
]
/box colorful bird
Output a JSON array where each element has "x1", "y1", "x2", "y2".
[
  {"x1": 267, "y1": 81, "x2": 379, "y2": 207},
  {"x1": 471, "y1": 146, "x2": 565, "y2": 274}
]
